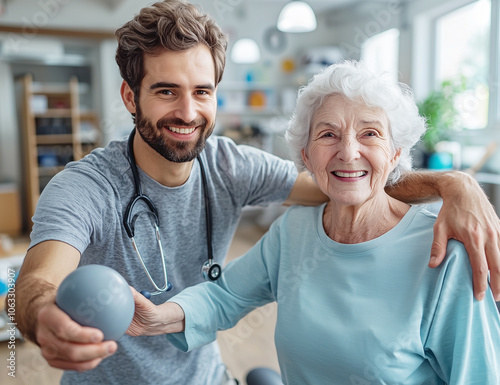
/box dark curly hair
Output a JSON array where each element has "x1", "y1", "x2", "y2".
[{"x1": 115, "y1": 0, "x2": 228, "y2": 97}]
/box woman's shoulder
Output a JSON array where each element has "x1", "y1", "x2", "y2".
[
  {"x1": 403, "y1": 204, "x2": 439, "y2": 234},
  {"x1": 270, "y1": 204, "x2": 323, "y2": 235},
  {"x1": 282, "y1": 204, "x2": 323, "y2": 220},
  {"x1": 413, "y1": 204, "x2": 438, "y2": 221},
  {"x1": 443, "y1": 238, "x2": 469, "y2": 270}
]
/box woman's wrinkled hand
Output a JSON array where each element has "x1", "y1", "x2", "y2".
[{"x1": 126, "y1": 287, "x2": 185, "y2": 336}]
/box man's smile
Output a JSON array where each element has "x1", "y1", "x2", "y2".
[{"x1": 167, "y1": 126, "x2": 197, "y2": 134}]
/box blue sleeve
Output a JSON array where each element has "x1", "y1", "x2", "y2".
[
  {"x1": 166, "y1": 216, "x2": 283, "y2": 352},
  {"x1": 423, "y1": 240, "x2": 500, "y2": 384}
]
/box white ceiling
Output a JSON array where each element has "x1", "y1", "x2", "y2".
[
  {"x1": 92, "y1": 0, "x2": 360, "y2": 13},
  {"x1": 0, "y1": 0, "x2": 367, "y2": 31}
]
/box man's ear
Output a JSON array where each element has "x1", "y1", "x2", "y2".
[{"x1": 120, "y1": 81, "x2": 136, "y2": 114}]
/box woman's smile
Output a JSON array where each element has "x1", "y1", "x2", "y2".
[{"x1": 331, "y1": 170, "x2": 368, "y2": 180}]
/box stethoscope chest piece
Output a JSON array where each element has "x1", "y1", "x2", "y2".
[{"x1": 202, "y1": 260, "x2": 222, "y2": 281}]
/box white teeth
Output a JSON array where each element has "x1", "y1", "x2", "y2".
[
  {"x1": 333, "y1": 171, "x2": 367, "y2": 178},
  {"x1": 169, "y1": 127, "x2": 196, "y2": 134}
]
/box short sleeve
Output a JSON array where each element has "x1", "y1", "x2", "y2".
[
  {"x1": 30, "y1": 166, "x2": 117, "y2": 254},
  {"x1": 205, "y1": 137, "x2": 298, "y2": 208}
]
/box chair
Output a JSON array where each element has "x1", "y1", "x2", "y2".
[{"x1": 246, "y1": 368, "x2": 283, "y2": 385}]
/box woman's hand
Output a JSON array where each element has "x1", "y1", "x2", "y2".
[
  {"x1": 430, "y1": 172, "x2": 500, "y2": 302},
  {"x1": 126, "y1": 287, "x2": 185, "y2": 336}
]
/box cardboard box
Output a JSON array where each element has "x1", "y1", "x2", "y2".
[{"x1": 0, "y1": 184, "x2": 22, "y2": 237}]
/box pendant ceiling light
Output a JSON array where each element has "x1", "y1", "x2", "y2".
[
  {"x1": 277, "y1": 1, "x2": 317, "y2": 33},
  {"x1": 230, "y1": 38, "x2": 261, "y2": 64}
]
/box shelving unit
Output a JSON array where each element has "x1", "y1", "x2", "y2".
[
  {"x1": 215, "y1": 83, "x2": 300, "y2": 166},
  {"x1": 217, "y1": 81, "x2": 280, "y2": 115},
  {"x1": 19, "y1": 74, "x2": 100, "y2": 228}
]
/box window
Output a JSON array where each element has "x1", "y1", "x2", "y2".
[
  {"x1": 434, "y1": 0, "x2": 491, "y2": 130},
  {"x1": 361, "y1": 28, "x2": 400, "y2": 83}
]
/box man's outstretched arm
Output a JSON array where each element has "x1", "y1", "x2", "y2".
[{"x1": 12, "y1": 241, "x2": 118, "y2": 371}]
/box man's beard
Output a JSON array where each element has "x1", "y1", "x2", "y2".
[{"x1": 135, "y1": 103, "x2": 214, "y2": 163}]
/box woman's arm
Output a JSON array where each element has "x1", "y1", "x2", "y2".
[
  {"x1": 127, "y1": 221, "x2": 281, "y2": 350},
  {"x1": 386, "y1": 170, "x2": 500, "y2": 301},
  {"x1": 127, "y1": 265, "x2": 275, "y2": 351}
]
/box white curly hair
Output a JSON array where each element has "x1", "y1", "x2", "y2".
[{"x1": 285, "y1": 60, "x2": 427, "y2": 185}]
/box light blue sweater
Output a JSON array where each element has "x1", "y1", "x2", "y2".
[{"x1": 168, "y1": 204, "x2": 500, "y2": 385}]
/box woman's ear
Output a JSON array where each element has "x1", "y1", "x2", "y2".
[
  {"x1": 121, "y1": 81, "x2": 136, "y2": 114},
  {"x1": 301, "y1": 148, "x2": 311, "y2": 173},
  {"x1": 391, "y1": 148, "x2": 402, "y2": 168}
]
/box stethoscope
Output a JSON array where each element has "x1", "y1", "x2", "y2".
[{"x1": 123, "y1": 129, "x2": 221, "y2": 299}]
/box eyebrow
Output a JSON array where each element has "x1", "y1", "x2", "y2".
[
  {"x1": 360, "y1": 120, "x2": 384, "y2": 127},
  {"x1": 313, "y1": 120, "x2": 384, "y2": 131},
  {"x1": 149, "y1": 82, "x2": 215, "y2": 91},
  {"x1": 314, "y1": 122, "x2": 339, "y2": 129}
]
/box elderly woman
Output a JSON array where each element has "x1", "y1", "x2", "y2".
[{"x1": 128, "y1": 61, "x2": 500, "y2": 384}]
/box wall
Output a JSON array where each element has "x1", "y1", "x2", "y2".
[
  {"x1": 96, "y1": 38, "x2": 134, "y2": 144},
  {"x1": 1, "y1": 0, "x2": 499, "y2": 194},
  {"x1": 0, "y1": 0, "x2": 138, "y2": 32},
  {"x1": 0, "y1": 61, "x2": 21, "y2": 183}
]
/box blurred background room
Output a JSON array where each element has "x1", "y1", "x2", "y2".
[{"x1": 0, "y1": 0, "x2": 499, "y2": 383}]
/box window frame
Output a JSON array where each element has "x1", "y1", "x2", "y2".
[{"x1": 413, "y1": 0, "x2": 498, "y2": 133}]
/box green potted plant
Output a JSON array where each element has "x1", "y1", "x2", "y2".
[
  {"x1": 417, "y1": 78, "x2": 466, "y2": 168},
  {"x1": 418, "y1": 78, "x2": 466, "y2": 152}
]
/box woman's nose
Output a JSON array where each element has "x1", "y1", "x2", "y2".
[{"x1": 337, "y1": 137, "x2": 360, "y2": 163}]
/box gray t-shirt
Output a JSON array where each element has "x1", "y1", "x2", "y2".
[{"x1": 30, "y1": 135, "x2": 297, "y2": 385}]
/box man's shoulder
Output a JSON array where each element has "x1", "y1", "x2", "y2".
[
  {"x1": 51, "y1": 137, "x2": 129, "y2": 195},
  {"x1": 65, "y1": 138, "x2": 129, "y2": 179},
  {"x1": 206, "y1": 135, "x2": 286, "y2": 158},
  {"x1": 204, "y1": 135, "x2": 290, "y2": 171}
]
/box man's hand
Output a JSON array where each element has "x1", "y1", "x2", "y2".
[
  {"x1": 429, "y1": 172, "x2": 500, "y2": 301},
  {"x1": 36, "y1": 302, "x2": 117, "y2": 371},
  {"x1": 126, "y1": 287, "x2": 185, "y2": 337}
]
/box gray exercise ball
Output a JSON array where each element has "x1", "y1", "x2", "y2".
[{"x1": 56, "y1": 264, "x2": 135, "y2": 341}]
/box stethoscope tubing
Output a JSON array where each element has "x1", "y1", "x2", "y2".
[{"x1": 124, "y1": 129, "x2": 220, "y2": 297}]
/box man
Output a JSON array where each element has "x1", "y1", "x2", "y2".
[{"x1": 12, "y1": 1, "x2": 500, "y2": 385}]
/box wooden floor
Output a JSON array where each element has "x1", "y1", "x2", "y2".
[{"x1": 0, "y1": 221, "x2": 279, "y2": 384}]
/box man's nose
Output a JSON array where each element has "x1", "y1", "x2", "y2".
[{"x1": 172, "y1": 95, "x2": 197, "y2": 124}]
